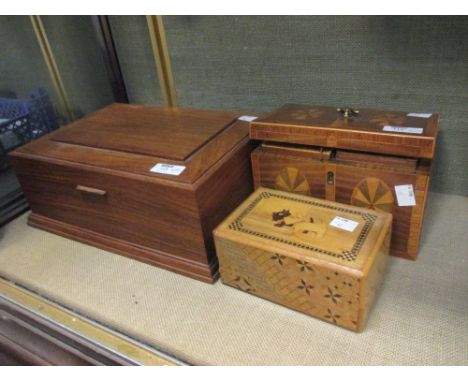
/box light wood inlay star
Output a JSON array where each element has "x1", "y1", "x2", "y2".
[{"x1": 214, "y1": 187, "x2": 392, "y2": 332}]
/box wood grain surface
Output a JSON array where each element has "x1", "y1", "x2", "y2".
[
  {"x1": 251, "y1": 144, "x2": 328, "y2": 198},
  {"x1": 251, "y1": 104, "x2": 438, "y2": 159},
  {"x1": 214, "y1": 187, "x2": 392, "y2": 331},
  {"x1": 9, "y1": 105, "x2": 256, "y2": 283},
  {"x1": 52, "y1": 103, "x2": 240, "y2": 160},
  {"x1": 251, "y1": 143, "x2": 430, "y2": 260}
]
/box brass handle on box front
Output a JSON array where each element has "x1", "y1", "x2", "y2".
[
  {"x1": 76, "y1": 185, "x2": 107, "y2": 196},
  {"x1": 337, "y1": 107, "x2": 360, "y2": 118}
]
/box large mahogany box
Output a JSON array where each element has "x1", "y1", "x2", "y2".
[
  {"x1": 214, "y1": 187, "x2": 392, "y2": 332},
  {"x1": 9, "y1": 104, "x2": 256, "y2": 283},
  {"x1": 250, "y1": 104, "x2": 438, "y2": 260}
]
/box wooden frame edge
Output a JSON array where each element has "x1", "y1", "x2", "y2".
[{"x1": 0, "y1": 277, "x2": 185, "y2": 365}]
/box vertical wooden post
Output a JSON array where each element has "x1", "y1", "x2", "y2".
[
  {"x1": 30, "y1": 15, "x2": 74, "y2": 122},
  {"x1": 146, "y1": 16, "x2": 177, "y2": 107},
  {"x1": 91, "y1": 16, "x2": 129, "y2": 103}
]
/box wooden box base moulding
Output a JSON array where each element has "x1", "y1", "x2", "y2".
[
  {"x1": 214, "y1": 187, "x2": 392, "y2": 332},
  {"x1": 10, "y1": 104, "x2": 257, "y2": 283}
]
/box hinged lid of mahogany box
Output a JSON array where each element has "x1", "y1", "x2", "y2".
[
  {"x1": 34, "y1": 103, "x2": 246, "y2": 183},
  {"x1": 250, "y1": 104, "x2": 438, "y2": 159}
]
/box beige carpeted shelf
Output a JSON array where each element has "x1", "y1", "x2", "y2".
[{"x1": 0, "y1": 192, "x2": 467, "y2": 365}]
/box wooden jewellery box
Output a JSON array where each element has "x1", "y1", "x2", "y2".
[
  {"x1": 214, "y1": 187, "x2": 392, "y2": 332},
  {"x1": 10, "y1": 104, "x2": 256, "y2": 283},
  {"x1": 250, "y1": 104, "x2": 439, "y2": 260}
]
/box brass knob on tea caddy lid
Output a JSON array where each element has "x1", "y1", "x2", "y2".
[{"x1": 337, "y1": 107, "x2": 360, "y2": 118}]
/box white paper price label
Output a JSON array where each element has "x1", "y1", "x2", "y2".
[
  {"x1": 150, "y1": 163, "x2": 186, "y2": 176},
  {"x1": 394, "y1": 184, "x2": 416, "y2": 207},
  {"x1": 238, "y1": 115, "x2": 258, "y2": 122},
  {"x1": 407, "y1": 112, "x2": 432, "y2": 118},
  {"x1": 383, "y1": 125, "x2": 424, "y2": 135},
  {"x1": 329, "y1": 216, "x2": 359, "y2": 232}
]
